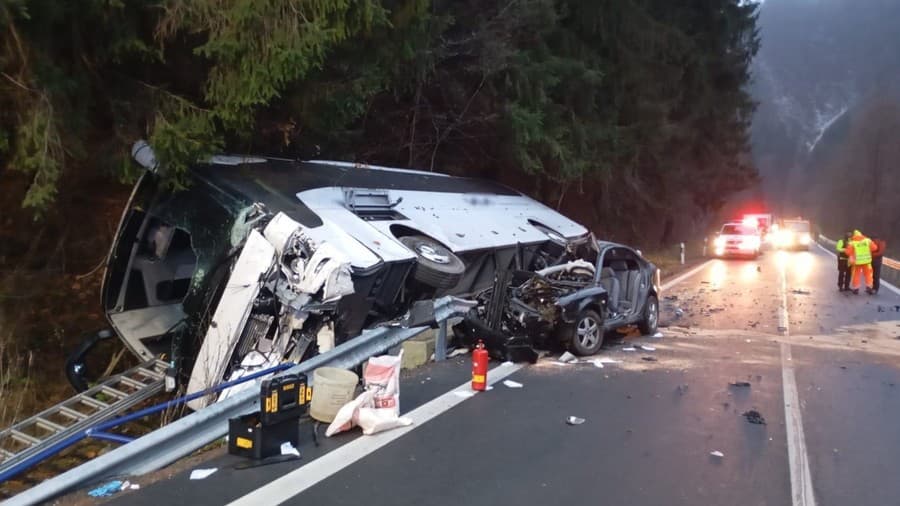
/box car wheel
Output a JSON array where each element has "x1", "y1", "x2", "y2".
[
  {"x1": 399, "y1": 235, "x2": 466, "y2": 289},
  {"x1": 569, "y1": 309, "x2": 604, "y2": 356},
  {"x1": 638, "y1": 295, "x2": 659, "y2": 336}
]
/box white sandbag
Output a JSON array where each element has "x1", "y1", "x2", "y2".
[{"x1": 325, "y1": 351, "x2": 410, "y2": 437}]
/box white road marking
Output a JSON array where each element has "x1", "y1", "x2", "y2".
[
  {"x1": 816, "y1": 243, "x2": 900, "y2": 296},
  {"x1": 661, "y1": 260, "x2": 714, "y2": 291},
  {"x1": 778, "y1": 255, "x2": 817, "y2": 506},
  {"x1": 227, "y1": 362, "x2": 524, "y2": 506},
  {"x1": 229, "y1": 260, "x2": 714, "y2": 505}
]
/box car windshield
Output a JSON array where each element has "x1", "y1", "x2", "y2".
[
  {"x1": 721, "y1": 224, "x2": 756, "y2": 235},
  {"x1": 785, "y1": 221, "x2": 810, "y2": 233}
]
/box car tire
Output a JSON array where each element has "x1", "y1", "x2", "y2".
[
  {"x1": 399, "y1": 235, "x2": 466, "y2": 289},
  {"x1": 638, "y1": 295, "x2": 659, "y2": 336},
  {"x1": 569, "y1": 308, "x2": 605, "y2": 356}
]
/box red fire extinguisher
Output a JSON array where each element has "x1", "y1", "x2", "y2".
[{"x1": 472, "y1": 340, "x2": 488, "y2": 391}]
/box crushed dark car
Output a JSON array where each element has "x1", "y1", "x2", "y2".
[{"x1": 454, "y1": 242, "x2": 661, "y2": 360}]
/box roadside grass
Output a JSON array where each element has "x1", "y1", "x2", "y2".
[{"x1": 0, "y1": 332, "x2": 33, "y2": 430}]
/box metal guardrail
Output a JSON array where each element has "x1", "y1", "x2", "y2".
[{"x1": 7, "y1": 296, "x2": 474, "y2": 506}]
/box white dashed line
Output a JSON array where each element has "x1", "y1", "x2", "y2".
[{"x1": 778, "y1": 253, "x2": 817, "y2": 506}]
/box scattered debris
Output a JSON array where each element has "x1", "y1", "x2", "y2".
[
  {"x1": 676, "y1": 384, "x2": 689, "y2": 395},
  {"x1": 674, "y1": 308, "x2": 684, "y2": 317},
  {"x1": 590, "y1": 359, "x2": 604, "y2": 368},
  {"x1": 743, "y1": 410, "x2": 767, "y2": 425},
  {"x1": 566, "y1": 416, "x2": 586, "y2": 425},
  {"x1": 88, "y1": 481, "x2": 124, "y2": 498},
  {"x1": 729, "y1": 381, "x2": 751, "y2": 388},
  {"x1": 641, "y1": 356, "x2": 658, "y2": 362},
  {"x1": 551, "y1": 361, "x2": 572, "y2": 366},
  {"x1": 501, "y1": 361, "x2": 515, "y2": 367},
  {"x1": 119, "y1": 481, "x2": 140, "y2": 491},
  {"x1": 190, "y1": 468, "x2": 218, "y2": 480},
  {"x1": 710, "y1": 450, "x2": 725, "y2": 458},
  {"x1": 503, "y1": 380, "x2": 524, "y2": 389},
  {"x1": 757, "y1": 266, "x2": 762, "y2": 273},
  {"x1": 652, "y1": 332, "x2": 664, "y2": 338},
  {"x1": 595, "y1": 358, "x2": 622, "y2": 364},
  {"x1": 638, "y1": 345, "x2": 656, "y2": 351},
  {"x1": 622, "y1": 347, "x2": 637, "y2": 352},
  {"x1": 792, "y1": 289, "x2": 810, "y2": 295},
  {"x1": 664, "y1": 295, "x2": 678, "y2": 301},
  {"x1": 448, "y1": 348, "x2": 470, "y2": 358},
  {"x1": 453, "y1": 390, "x2": 475, "y2": 398},
  {"x1": 840, "y1": 366, "x2": 847, "y2": 370},
  {"x1": 280, "y1": 442, "x2": 300, "y2": 457},
  {"x1": 558, "y1": 351, "x2": 579, "y2": 364}
]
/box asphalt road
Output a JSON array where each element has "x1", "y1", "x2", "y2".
[{"x1": 85, "y1": 243, "x2": 900, "y2": 506}]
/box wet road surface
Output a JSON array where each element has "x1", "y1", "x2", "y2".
[{"x1": 87, "y1": 244, "x2": 900, "y2": 506}]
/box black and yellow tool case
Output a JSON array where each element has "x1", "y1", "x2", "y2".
[{"x1": 259, "y1": 372, "x2": 311, "y2": 426}]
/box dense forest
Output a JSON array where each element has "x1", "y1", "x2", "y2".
[{"x1": 0, "y1": 0, "x2": 760, "y2": 424}]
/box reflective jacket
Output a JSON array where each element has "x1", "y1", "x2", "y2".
[
  {"x1": 836, "y1": 239, "x2": 848, "y2": 259},
  {"x1": 847, "y1": 237, "x2": 874, "y2": 265}
]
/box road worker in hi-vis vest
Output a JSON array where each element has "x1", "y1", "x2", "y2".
[{"x1": 845, "y1": 230, "x2": 879, "y2": 295}]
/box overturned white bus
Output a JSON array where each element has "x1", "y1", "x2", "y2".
[{"x1": 70, "y1": 141, "x2": 599, "y2": 408}]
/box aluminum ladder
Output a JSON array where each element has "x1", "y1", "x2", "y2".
[{"x1": 0, "y1": 358, "x2": 168, "y2": 474}]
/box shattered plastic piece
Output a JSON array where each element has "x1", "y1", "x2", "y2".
[
  {"x1": 641, "y1": 356, "x2": 658, "y2": 362},
  {"x1": 88, "y1": 481, "x2": 123, "y2": 498},
  {"x1": 595, "y1": 358, "x2": 621, "y2": 364},
  {"x1": 130, "y1": 484, "x2": 140, "y2": 490},
  {"x1": 453, "y1": 390, "x2": 476, "y2": 398},
  {"x1": 189, "y1": 468, "x2": 218, "y2": 480},
  {"x1": 710, "y1": 450, "x2": 725, "y2": 458},
  {"x1": 566, "y1": 416, "x2": 586, "y2": 425},
  {"x1": 503, "y1": 380, "x2": 524, "y2": 388},
  {"x1": 622, "y1": 347, "x2": 637, "y2": 352},
  {"x1": 501, "y1": 361, "x2": 514, "y2": 367},
  {"x1": 792, "y1": 289, "x2": 811, "y2": 295},
  {"x1": 551, "y1": 361, "x2": 572, "y2": 366},
  {"x1": 486, "y1": 385, "x2": 494, "y2": 391},
  {"x1": 280, "y1": 442, "x2": 301, "y2": 457},
  {"x1": 448, "y1": 348, "x2": 470, "y2": 358},
  {"x1": 590, "y1": 359, "x2": 604, "y2": 368},
  {"x1": 639, "y1": 345, "x2": 656, "y2": 351},
  {"x1": 674, "y1": 308, "x2": 684, "y2": 317},
  {"x1": 558, "y1": 351, "x2": 578, "y2": 363},
  {"x1": 652, "y1": 332, "x2": 664, "y2": 338},
  {"x1": 743, "y1": 410, "x2": 767, "y2": 425}
]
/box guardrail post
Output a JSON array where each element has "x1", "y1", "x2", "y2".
[
  {"x1": 680, "y1": 242, "x2": 685, "y2": 265},
  {"x1": 435, "y1": 320, "x2": 448, "y2": 361}
]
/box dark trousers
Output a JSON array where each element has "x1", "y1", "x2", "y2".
[
  {"x1": 873, "y1": 256, "x2": 883, "y2": 292},
  {"x1": 837, "y1": 257, "x2": 850, "y2": 290}
]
